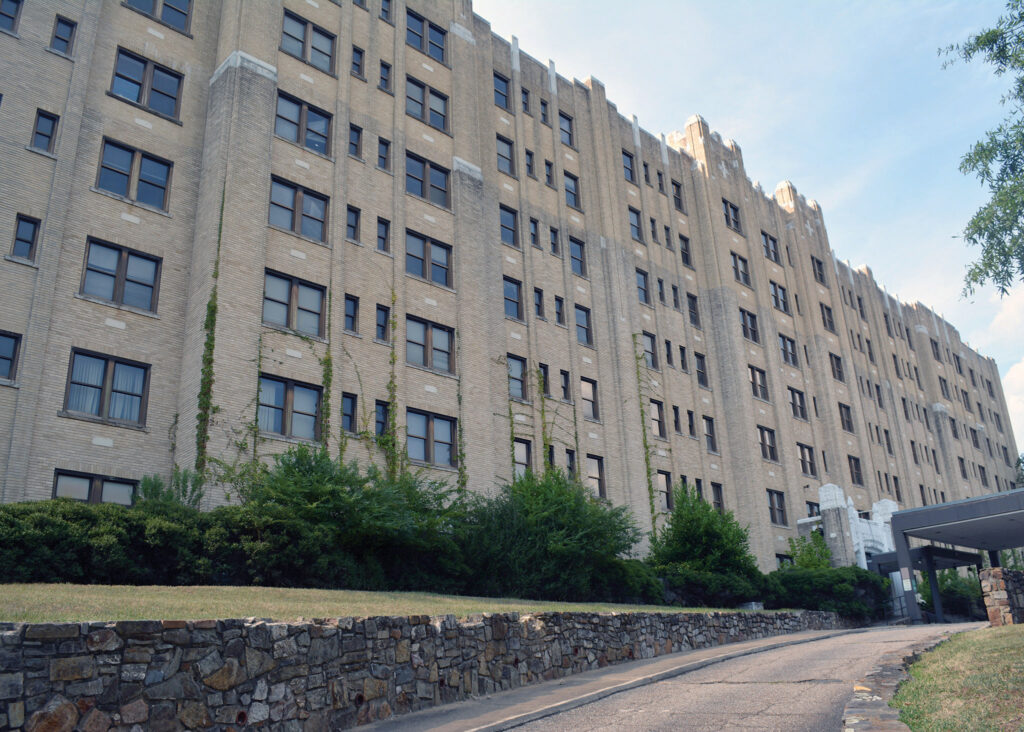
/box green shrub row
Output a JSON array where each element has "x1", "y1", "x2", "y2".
[{"x1": 0, "y1": 446, "x2": 889, "y2": 619}]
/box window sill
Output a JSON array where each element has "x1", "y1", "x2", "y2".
[
  {"x1": 405, "y1": 192, "x2": 452, "y2": 215},
  {"x1": 26, "y1": 146, "x2": 58, "y2": 160},
  {"x1": 577, "y1": 342, "x2": 596, "y2": 350},
  {"x1": 378, "y1": 85, "x2": 394, "y2": 95},
  {"x1": 0, "y1": 27, "x2": 19, "y2": 39},
  {"x1": 279, "y1": 47, "x2": 338, "y2": 78},
  {"x1": 90, "y1": 187, "x2": 172, "y2": 217},
  {"x1": 74, "y1": 293, "x2": 160, "y2": 319},
  {"x1": 267, "y1": 224, "x2": 330, "y2": 249},
  {"x1": 376, "y1": 164, "x2": 393, "y2": 175},
  {"x1": 106, "y1": 92, "x2": 183, "y2": 126},
  {"x1": 406, "y1": 362, "x2": 458, "y2": 381},
  {"x1": 408, "y1": 460, "x2": 459, "y2": 473},
  {"x1": 510, "y1": 397, "x2": 532, "y2": 406},
  {"x1": 566, "y1": 204, "x2": 584, "y2": 214},
  {"x1": 274, "y1": 134, "x2": 334, "y2": 161},
  {"x1": 348, "y1": 154, "x2": 365, "y2": 164},
  {"x1": 0, "y1": 378, "x2": 19, "y2": 389},
  {"x1": 4, "y1": 255, "x2": 38, "y2": 269},
  {"x1": 351, "y1": 72, "x2": 367, "y2": 82},
  {"x1": 373, "y1": 338, "x2": 391, "y2": 347},
  {"x1": 505, "y1": 316, "x2": 526, "y2": 325},
  {"x1": 404, "y1": 272, "x2": 455, "y2": 294},
  {"x1": 261, "y1": 322, "x2": 326, "y2": 343},
  {"x1": 45, "y1": 47, "x2": 74, "y2": 61},
  {"x1": 343, "y1": 330, "x2": 362, "y2": 338},
  {"x1": 58, "y1": 411, "x2": 149, "y2": 432},
  {"x1": 347, "y1": 238, "x2": 363, "y2": 247},
  {"x1": 259, "y1": 431, "x2": 322, "y2": 447},
  {"x1": 121, "y1": 2, "x2": 194, "y2": 37}
]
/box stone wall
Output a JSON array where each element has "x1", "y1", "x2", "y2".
[
  {"x1": 980, "y1": 567, "x2": 1024, "y2": 627},
  {"x1": 0, "y1": 610, "x2": 847, "y2": 730}
]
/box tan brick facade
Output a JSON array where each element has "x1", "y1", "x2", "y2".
[{"x1": 1, "y1": 0, "x2": 1018, "y2": 570}]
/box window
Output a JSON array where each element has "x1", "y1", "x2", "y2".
[
  {"x1": 65, "y1": 351, "x2": 149, "y2": 426},
  {"x1": 687, "y1": 410, "x2": 696, "y2": 437},
  {"x1": 788, "y1": 387, "x2": 807, "y2": 420},
  {"x1": 375, "y1": 304, "x2": 390, "y2": 341},
  {"x1": 380, "y1": 0, "x2": 391, "y2": 21},
  {"x1": 695, "y1": 352, "x2": 708, "y2": 387},
  {"x1": 683, "y1": 293, "x2": 700, "y2": 329},
  {"x1": 739, "y1": 308, "x2": 759, "y2": 343},
  {"x1": 564, "y1": 172, "x2": 580, "y2": 209},
  {"x1": 503, "y1": 277, "x2": 522, "y2": 320},
  {"x1": 672, "y1": 405, "x2": 682, "y2": 433},
  {"x1": 664, "y1": 338, "x2": 673, "y2": 366},
  {"x1": 405, "y1": 152, "x2": 450, "y2": 207},
  {"x1": 676, "y1": 237, "x2": 692, "y2": 269},
  {"x1": 493, "y1": 72, "x2": 510, "y2": 109},
  {"x1": 730, "y1": 252, "x2": 750, "y2": 285},
  {"x1": 0, "y1": 332, "x2": 21, "y2": 381},
  {"x1": 798, "y1": 443, "x2": 817, "y2": 476},
  {"x1": 97, "y1": 140, "x2": 172, "y2": 210},
  {"x1": 566, "y1": 448, "x2": 576, "y2": 477},
  {"x1": 351, "y1": 46, "x2": 364, "y2": 77},
  {"x1": 811, "y1": 255, "x2": 827, "y2": 285},
  {"x1": 749, "y1": 365, "x2": 768, "y2": 400},
  {"x1": 650, "y1": 218, "x2": 659, "y2": 243},
  {"x1": 275, "y1": 92, "x2": 330, "y2": 154},
  {"x1": 829, "y1": 352, "x2": 845, "y2": 382},
  {"x1": 538, "y1": 363, "x2": 550, "y2": 396},
  {"x1": 650, "y1": 400, "x2": 666, "y2": 438},
  {"x1": 521, "y1": 88, "x2": 531, "y2": 114},
  {"x1": 679, "y1": 346, "x2": 688, "y2": 371},
  {"x1": 667, "y1": 179, "x2": 683, "y2": 211},
  {"x1": 50, "y1": 16, "x2": 77, "y2": 54},
  {"x1": 549, "y1": 227, "x2": 560, "y2": 256},
  {"x1": 769, "y1": 282, "x2": 790, "y2": 313},
  {"x1": 558, "y1": 112, "x2": 574, "y2": 146},
  {"x1": 124, "y1": 0, "x2": 190, "y2": 31},
  {"x1": 634, "y1": 269, "x2": 651, "y2": 305},
  {"x1": 779, "y1": 334, "x2": 798, "y2": 367},
  {"x1": 761, "y1": 232, "x2": 780, "y2": 263},
  {"x1": 344, "y1": 294, "x2": 359, "y2": 332},
  {"x1": 507, "y1": 354, "x2": 527, "y2": 400},
  {"x1": 379, "y1": 61, "x2": 392, "y2": 91},
  {"x1": 767, "y1": 489, "x2": 787, "y2": 525},
  {"x1": 554, "y1": 296, "x2": 565, "y2": 325},
  {"x1": 703, "y1": 416, "x2": 717, "y2": 452},
  {"x1": 569, "y1": 237, "x2": 586, "y2": 276},
  {"x1": 528, "y1": 218, "x2": 539, "y2": 248},
  {"x1": 53, "y1": 471, "x2": 135, "y2": 506},
  {"x1": 540, "y1": 99, "x2": 550, "y2": 124},
  {"x1": 406, "y1": 316, "x2": 453, "y2": 372},
  {"x1": 533, "y1": 287, "x2": 544, "y2": 318},
  {"x1": 376, "y1": 217, "x2": 391, "y2": 252},
  {"x1": 581, "y1": 377, "x2": 599, "y2": 420},
  {"x1": 848, "y1": 455, "x2": 864, "y2": 485},
  {"x1": 343, "y1": 125, "x2": 361, "y2": 158},
  {"x1": 346, "y1": 205, "x2": 361, "y2": 241},
  {"x1": 377, "y1": 138, "x2": 391, "y2": 170},
  {"x1": 758, "y1": 426, "x2": 778, "y2": 461},
  {"x1": 643, "y1": 162, "x2": 651, "y2": 185},
  {"x1": 525, "y1": 150, "x2": 535, "y2": 178},
  {"x1": 672, "y1": 285, "x2": 681, "y2": 310},
  {"x1": 499, "y1": 205, "x2": 518, "y2": 247},
  {"x1": 820, "y1": 303, "x2": 836, "y2": 332},
  {"x1": 11, "y1": 214, "x2": 40, "y2": 261},
  {"x1": 560, "y1": 369, "x2": 571, "y2": 401},
  {"x1": 341, "y1": 393, "x2": 357, "y2": 432},
  {"x1": 623, "y1": 151, "x2": 636, "y2": 182},
  {"x1": 628, "y1": 207, "x2": 643, "y2": 241},
  {"x1": 405, "y1": 77, "x2": 448, "y2": 131},
  {"x1": 0, "y1": 0, "x2": 23, "y2": 31},
  {"x1": 656, "y1": 471, "x2": 673, "y2": 510},
  {"x1": 722, "y1": 199, "x2": 741, "y2": 232},
  {"x1": 281, "y1": 11, "x2": 335, "y2": 73},
  {"x1": 407, "y1": 409, "x2": 456, "y2": 466},
  {"x1": 641, "y1": 332, "x2": 658, "y2": 369},
  {"x1": 838, "y1": 402, "x2": 854, "y2": 432},
  {"x1": 405, "y1": 230, "x2": 451, "y2": 286},
  {"x1": 657, "y1": 171, "x2": 665, "y2": 193},
  {"x1": 575, "y1": 305, "x2": 593, "y2": 346},
  {"x1": 79, "y1": 239, "x2": 160, "y2": 313},
  {"x1": 979, "y1": 466, "x2": 989, "y2": 487},
  {"x1": 496, "y1": 135, "x2": 515, "y2": 176},
  {"x1": 585, "y1": 454, "x2": 606, "y2": 498},
  {"x1": 513, "y1": 439, "x2": 532, "y2": 477}
]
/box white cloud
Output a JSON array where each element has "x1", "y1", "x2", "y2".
[{"x1": 1002, "y1": 358, "x2": 1024, "y2": 456}]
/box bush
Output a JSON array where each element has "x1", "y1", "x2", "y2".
[
  {"x1": 658, "y1": 564, "x2": 761, "y2": 608},
  {"x1": 787, "y1": 531, "x2": 832, "y2": 569},
  {"x1": 918, "y1": 568, "x2": 982, "y2": 618},
  {"x1": 459, "y1": 469, "x2": 650, "y2": 602},
  {"x1": 765, "y1": 566, "x2": 890, "y2": 621}
]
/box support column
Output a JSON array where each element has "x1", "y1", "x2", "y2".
[{"x1": 894, "y1": 526, "x2": 922, "y2": 623}]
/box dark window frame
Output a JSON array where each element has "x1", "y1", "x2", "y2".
[
  {"x1": 124, "y1": 0, "x2": 192, "y2": 35},
  {"x1": 0, "y1": 330, "x2": 22, "y2": 382},
  {"x1": 81, "y1": 237, "x2": 162, "y2": 314},
  {"x1": 405, "y1": 151, "x2": 450, "y2": 208},
  {"x1": 50, "y1": 15, "x2": 77, "y2": 55},
  {"x1": 280, "y1": 9, "x2": 336, "y2": 74},
  {"x1": 258, "y1": 373, "x2": 322, "y2": 441},
  {"x1": 262, "y1": 269, "x2": 325, "y2": 337},
  {"x1": 406, "y1": 408, "x2": 457, "y2": 467},
  {"x1": 274, "y1": 91, "x2": 332, "y2": 155},
  {"x1": 97, "y1": 138, "x2": 173, "y2": 211},
  {"x1": 63, "y1": 349, "x2": 151, "y2": 427},
  {"x1": 269, "y1": 176, "x2": 328, "y2": 242},
  {"x1": 53, "y1": 469, "x2": 137, "y2": 506},
  {"x1": 405, "y1": 229, "x2": 452, "y2": 287},
  {"x1": 11, "y1": 214, "x2": 40, "y2": 261},
  {"x1": 110, "y1": 48, "x2": 184, "y2": 120}
]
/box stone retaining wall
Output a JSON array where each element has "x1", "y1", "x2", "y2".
[
  {"x1": 0, "y1": 610, "x2": 847, "y2": 730},
  {"x1": 980, "y1": 567, "x2": 1024, "y2": 626}
]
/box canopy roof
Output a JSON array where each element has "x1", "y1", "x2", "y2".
[{"x1": 890, "y1": 488, "x2": 1024, "y2": 551}]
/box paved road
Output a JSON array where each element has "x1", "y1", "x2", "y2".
[{"x1": 516, "y1": 625, "x2": 954, "y2": 732}]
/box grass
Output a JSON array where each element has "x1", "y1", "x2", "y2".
[
  {"x1": 891, "y1": 624, "x2": 1024, "y2": 731},
  {"x1": 0, "y1": 584, "x2": 717, "y2": 623}
]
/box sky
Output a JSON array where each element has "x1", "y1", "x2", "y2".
[{"x1": 474, "y1": 0, "x2": 1024, "y2": 457}]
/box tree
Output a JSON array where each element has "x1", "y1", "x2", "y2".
[
  {"x1": 943, "y1": 2, "x2": 1024, "y2": 295},
  {"x1": 786, "y1": 531, "x2": 832, "y2": 570}
]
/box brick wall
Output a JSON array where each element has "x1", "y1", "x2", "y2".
[{"x1": 980, "y1": 567, "x2": 1024, "y2": 627}]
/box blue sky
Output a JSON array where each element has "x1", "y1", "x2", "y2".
[{"x1": 474, "y1": 0, "x2": 1024, "y2": 456}]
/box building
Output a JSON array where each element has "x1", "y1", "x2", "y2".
[{"x1": 1, "y1": 0, "x2": 1018, "y2": 570}]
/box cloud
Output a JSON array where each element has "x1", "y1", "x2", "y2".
[{"x1": 1002, "y1": 357, "x2": 1024, "y2": 457}]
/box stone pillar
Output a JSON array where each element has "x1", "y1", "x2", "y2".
[{"x1": 980, "y1": 567, "x2": 1024, "y2": 627}]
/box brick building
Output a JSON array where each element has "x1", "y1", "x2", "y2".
[{"x1": 1, "y1": 0, "x2": 1018, "y2": 569}]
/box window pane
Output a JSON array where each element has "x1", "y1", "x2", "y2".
[
  {"x1": 305, "y1": 109, "x2": 329, "y2": 153},
  {"x1": 160, "y1": 0, "x2": 189, "y2": 31},
  {"x1": 281, "y1": 15, "x2": 306, "y2": 57},
  {"x1": 99, "y1": 143, "x2": 133, "y2": 196},
  {"x1": 310, "y1": 29, "x2": 334, "y2": 71},
  {"x1": 291, "y1": 412, "x2": 316, "y2": 440},
  {"x1": 55, "y1": 474, "x2": 91, "y2": 501},
  {"x1": 112, "y1": 53, "x2": 145, "y2": 102},
  {"x1": 137, "y1": 157, "x2": 170, "y2": 208},
  {"x1": 301, "y1": 194, "x2": 326, "y2": 240},
  {"x1": 101, "y1": 480, "x2": 135, "y2": 505},
  {"x1": 149, "y1": 68, "x2": 181, "y2": 116}
]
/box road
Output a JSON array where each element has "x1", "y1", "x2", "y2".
[{"x1": 514, "y1": 625, "x2": 954, "y2": 732}]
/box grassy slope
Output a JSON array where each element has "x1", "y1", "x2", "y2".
[
  {"x1": 0, "y1": 584, "x2": 720, "y2": 623},
  {"x1": 891, "y1": 624, "x2": 1024, "y2": 731}
]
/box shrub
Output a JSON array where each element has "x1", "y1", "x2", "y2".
[
  {"x1": 787, "y1": 531, "x2": 832, "y2": 570},
  {"x1": 766, "y1": 566, "x2": 890, "y2": 621},
  {"x1": 918, "y1": 568, "x2": 983, "y2": 618},
  {"x1": 658, "y1": 564, "x2": 761, "y2": 608}
]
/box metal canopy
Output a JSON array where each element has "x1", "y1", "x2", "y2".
[
  {"x1": 868, "y1": 546, "x2": 982, "y2": 575},
  {"x1": 889, "y1": 488, "x2": 1024, "y2": 623}
]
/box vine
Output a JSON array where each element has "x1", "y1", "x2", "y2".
[
  {"x1": 537, "y1": 366, "x2": 552, "y2": 471},
  {"x1": 194, "y1": 184, "x2": 226, "y2": 474},
  {"x1": 454, "y1": 327, "x2": 468, "y2": 490},
  {"x1": 379, "y1": 289, "x2": 404, "y2": 480},
  {"x1": 319, "y1": 290, "x2": 333, "y2": 448},
  {"x1": 632, "y1": 333, "x2": 657, "y2": 528}
]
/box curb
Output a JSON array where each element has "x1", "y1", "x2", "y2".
[
  {"x1": 465, "y1": 627, "x2": 871, "y2": 731},
  {"x1": 841, "y1": 626, "x2": 972, "y2": 731}
]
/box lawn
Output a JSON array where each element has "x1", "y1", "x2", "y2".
[
  {"x1": 0, "y1": 584, "x2": 707, "y2": 623},
  {"x1": 891, "y1": 624, "x2": 1024, "y2": 731}
]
